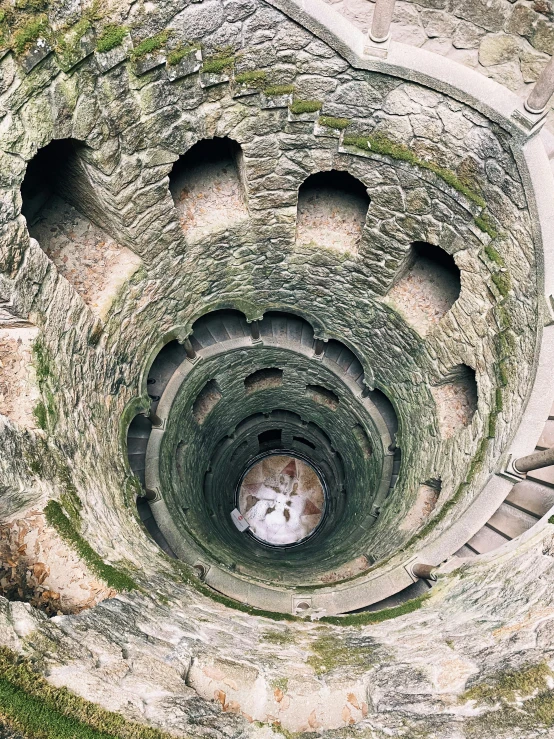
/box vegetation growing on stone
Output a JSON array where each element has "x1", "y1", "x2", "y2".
[
  {"x1": 343, "y1": 133, "x2": 486, "y2": 208},
  {"x1": 320, "y1": 592, "x2": 429, "y2": 626},
  {"x1": 307, "y1": 629, "x2": 379, "y2": 674},
  {"x1": 131, "y1": 30, "x2": 170, "y2": 60},
  {"x1": 289, "y1": 99, "x2": 323, "y2": 115},
  {"x1": 264, "y1": 84, "x2": 295, "y2": 96},
  {"x1": 475, "y1": 212, "x2": 499, "y2": 239},
  {"x1": 484, "y1": 243, "x2": 504, "y2": 266},
  {"x1": 492, "y1": 270, "x2": 512, "y2": 297},
  {"x1": 166, "y1": 42, "x2": 200, "y2": 66},
  {"x1": 0, "y1": 647, "x2": 178, "y2": 739},
  {"x1": 318, "y1": 115, "x2": 350, "y2": 130},
  {"x1": 235, "y1": 69, "x2": 267, "y2": 87},
  {"x1": 460, "y1": 662, "x2": 554, "y2": 737},
  {"x1": 44, "y1": 501, "x2": 138, "y2": 592},
  {"x1": 12, "y1": 15, "x2": 49, "y2": 54},
  {"x1": 96, "y1": 24, "x2": 127, "y2": 54},
  {"x1": 202, "y1": 53, "x2": 234, "y2": 74}
]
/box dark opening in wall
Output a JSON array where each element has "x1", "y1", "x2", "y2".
[
  {"x1": 293, "y1": 436, "x2": 316, "y2": 450},
  {"x1": 296, "y1": 169, "x2": 370, "y2": 255},
  {"x1": 353, "y1": 424, "x2": 372, "y2": 458},
  {"x1": 258, "y1": 428, "x2": 282, "y2": 449},
  {"x1": 193, "y1": 379, "x2": 222, "y2": 425},
  {"x1": 126, "y1": 414, "x2": 152, "y2": 486},
  {"x1": 244, "y1": 368, "x2": 283, "y2": 393},
  {"x1": 388, "y1": 241, "x2": 461, "y2": 335},
  {"x1": 169, "y1": 137, "x2": 248, "y2": 239},
  {"x1": 432, "y1": 364, "x2": 478, "y2": 438},
  {"x1": 307, "y1": 384, "x2": 339, "y2": 411},
  {"x1": 20, "y1": 138, "x2": 140, "y2": 315}
]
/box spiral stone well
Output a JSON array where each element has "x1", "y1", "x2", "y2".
[{"x1": 2, "y1": 0, "x2": 554, "y2": 736}]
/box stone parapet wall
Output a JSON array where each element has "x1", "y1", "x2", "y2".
[{"x1": 326, "y1": 0, "x2": 554, "y2": 126}]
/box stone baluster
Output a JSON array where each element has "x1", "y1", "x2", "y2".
[
  {"x1": 525, "y1": 54, "x2": 554, "y2": 114},
  {"x1": 369, "y1": 0, "x2": 396, "y2": 43}
]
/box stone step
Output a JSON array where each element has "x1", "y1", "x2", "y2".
[
  {"x1": 487, "y1": 502, "x2": 537, "y2": 539},
  {"x1": 127, "y1": 415, "x2": 152, "y2": 439},
  {"x1": 537, "y1": 419, "x2": 554, "y2": 449},
  {"x1": 127, "y1": 436, "x2": 149, "y2": 455},
  {"x1": 528, "y1": 464, "x2": 554, "y2": 488},
  {"x1": 203, "y1": 317, "x2": 231, "y2": 343},
  {"x1": 465, "y1": 524, "x2": 509, "y2": 554},
  {"x1": 220, "y1": 312, "x2": 249, "y2": 340},
  {"x1": 506, "y1": 479, "x2": 554, "y2": 517},
  {"x1": 453, "y1": 544, "x2": 476, "y2": 558},
  {"x1": 148, "y1": 342, "x2": 188, "y2": 396}
]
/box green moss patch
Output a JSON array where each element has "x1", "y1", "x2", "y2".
[
  {"x1": 12, "y1": 15, "x2": 49, "y2": 55},
  {"x1": 343, "y1": 132, "x2": 486, "y2": 208},
  {"x1": 475, "y1": 212, "x2": 499, "y2": 239},
  {"x1": 492, "y1": 271, "x2": 511, "y2": 297},
  {"x1": 202, "y1": 53, "x2": 234, "y2": 75},
  {"x1": 264, "y1": 84, "x2": 294, "y2": 96},
  {"x1": 44, "y1": 501, "x2": 137, "y2": 592},
  {"x1": 0, "y1": 647, "x2": 177, "y2": 739},
  {"x1": 131, "y1": 30, "x2": 170, "y2": 60},
  {"x1": 318, "y1": 115, "x2": 350, "y2": 130},
  {"x1": 289, "y1": 99, "x2": 322, "y2": 115},
  {"x1": 320, "y1": 592, "x2": 429, "y2": 626},
  {"x1": 307, "y1": 630, "x2": 379, "y2": 675},
  {"x1": 166, "y1": 42, "x2": 199, "y2": 66},
  {"x1": 235, "y1": 69, "x2": 267, "y2": 87},
  {"x1": 96, "y1": 24, "x2": 127, "y2": 53},
  {"x1": 484, "y1": 243, "x2": 504, "y2": 266},
  {"x1": 463, "y1": 663, "x2": 552, "y2": 705}
]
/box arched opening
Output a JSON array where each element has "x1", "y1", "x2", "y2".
[
  {"x1": 296, "y1": 170, "x2": 370, "y2": 254},
  {"x1": 432, "y1": 364, "x2": 478, "y2": 438},
  {"x1": 306, "y1": 384, "x2": 339, "y2": 410},
  {"x1": 244, "y1": 368, "x2": 283, "y2": 393},
  {"x1": 169, "y1": 137, "x2": 248, "y2": 239},
  {"x1": 192, "y1": 379, "x2": 222, "y2": 425},
  {"x1": 20, "y1": 139, "x2": 141, "y2": 316},
  {"x1": 388, "y1": 241, "x2": 461, "y2": 335}
]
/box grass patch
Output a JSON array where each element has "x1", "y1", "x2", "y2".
[
  {"x1": 320, "y1": 592, "x2": 428, "y2": 626},
  {"x1": 484, "y1": 243, "x2": 504, "y2": 266},
  {"x1": 96, "y1": 24, "x2": 127, "y2": 53},
  {"x1": 264, "y1": 83, "x2": 294, "y2": 96},
  {"x1": 12, "y1": 14, "x2": 48, "y2": 55},
  {"x1": 202, "y1": 53, "x2": 234, "y2": 74},
  {"x1": 33, "y1": 401, "x2": 48, "y2": 430},
  {"x1": 318, "y1": 115, "x2": 350, "y2": 130},
  {"x1": 32, "y1": 338, "x2": 51, "y2": 383},
  {"x1": 475, "y1": 212, "x2": 499, "y2": 239},
  {"x1": 44, "y1": 501, "x2": 137, "y2": 592},
  {"x1": 492, "y1": 271, "x2": 511, "y2": 297},
  {"x1": 307, "y1": 630, "x2": 379, "y2": 675},
  {"x1": 166, "y1": 42, "x2": 199, "y2": 66},
  {"x1": 131, "y1": 30, "x2": 169, "y2": 60},
  {"x1": 263, "y1": 629, "x2": 295, "y2": 646},
  {"x1": 0, "y1": 647, "x2": 178, "y2": 739},
  {"x1": 289, "y1": 99, "x2": 322, "y2": 115},
  {"x1": 235, "y1": 69, "x2": 267, "y2": 86},
  {"x1": 343, "y1": 132, "x2": 486, "y2": 208},
  {"x1": 462, "y1": 663, "x2": 551, "y2": 705}
]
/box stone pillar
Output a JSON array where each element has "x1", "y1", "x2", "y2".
[
  {"x1": 370, "y1": 0, "x2": 396, "y2": 43},
  {"x1": 514, "y1": 446, "x2": 554, "y2": 474},
  {"x1": 525, "y1": 56, "x2": 554, "y2": 114},
  {"x1": 183, "y1": 337, "x2": 197, "y2": 360},
  {"x1": 314, "y1": 338, "x2": 325, "y2": 357},
  {"x1": 250, "y1": 320, "x2": 261, "y2": 342}
]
